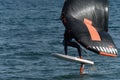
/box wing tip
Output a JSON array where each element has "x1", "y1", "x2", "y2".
[
  {"x1": 89, "y1": 46, "x2": 118, "y2": 57},
  {"x1": 99, "y1": 52, "x2": 118, "y2": 57}
]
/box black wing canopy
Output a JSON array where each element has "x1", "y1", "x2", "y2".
[{"x1": 61, "y1": 0, "x2": 118, "y2": 57}]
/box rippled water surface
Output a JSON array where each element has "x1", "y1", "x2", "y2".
[{"x1": 0, "y1": 0, "x2": 120, "y2": 80}]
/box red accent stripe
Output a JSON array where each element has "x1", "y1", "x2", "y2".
[
  {"x1": 99, "y1": 52, "x2": 117, "y2": 57},
  {"x1": 84, "y1": 18, "x2": 101, "y2": 41}
]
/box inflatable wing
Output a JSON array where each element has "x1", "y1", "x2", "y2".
[{"x1": 61, "y1": 0, "x2": 118, "y2": 57}]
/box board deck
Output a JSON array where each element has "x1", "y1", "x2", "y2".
[{"x1": 52, "y1": 53, "x2": 94, "y2": 65}]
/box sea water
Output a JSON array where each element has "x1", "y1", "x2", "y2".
[{"x1": 0, "y1": 0, "x2": 120, "y2": 80}]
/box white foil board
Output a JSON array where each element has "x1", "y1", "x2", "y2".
[{"x1": 52, "y1": 53, "x2": 94, "y2": 65}]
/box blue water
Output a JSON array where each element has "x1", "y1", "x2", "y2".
[{"x1": 0, "y1": 0, "x2": 120, "y2": 80}]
